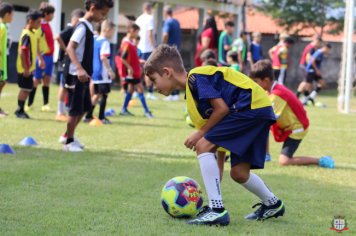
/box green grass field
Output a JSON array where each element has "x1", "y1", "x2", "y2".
[{"x1": 0, "y1": 83, "x2": 355, "y2": 235}]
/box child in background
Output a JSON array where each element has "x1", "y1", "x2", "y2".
[
  {"x1": 250, "y1": 60, "x2": 334, "y2": 168},
  {"x1": 119, "y1": 22, "x2": 153, "y2": 118},
  {"x1": 200, "y1": 49, "x2": 222, "y2": 67},
  {"x1": 132, "y1": 35, "x2": 142, "y2": 98},
  {"x1": 59, "y1": 0, "x2": 113, "y2": 152},
  {"x1": 0, "y1": 2, "x2": 14, "y2": 117},
  {"x1": 27, "y1": 2, "x2": 55, "y2": 112},
  {"x1": 15, "y1": 10, "x2": 42, "y2": 119},
  {"x1": 248, "y1": 32, "x2": 262, "y2": 67},
  {"x1": 84, "y1": 19, "x2": 116, "y2": 124},
  {"x1": 55, "y1": 8, "x2": 85, "y2": 122},
  {"x1": 145, "y1": 45, "x2": 285, "y2": 225},
  {"x1": 226, "y1": 50, "x2": 240, "y2": 72}
]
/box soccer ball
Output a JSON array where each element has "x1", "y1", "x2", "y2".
[
  {"x1": 183, "y1": 107, "x2": 188, "y2": 118},
  {"x1": 161, "y1": 176, "x2": 204, "y2": 218},
  {"x1": 186, "y1": 115, "x2": 194, "y2": 128}
]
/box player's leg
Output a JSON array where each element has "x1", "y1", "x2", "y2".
[
  {"x1": 85, "y1": 83, "x2": 101, "y2": 121},
  {"x1": 120, "y1": 82, "x2": 135, "y2": 116},
  {"x1": 186, "y1": 137, "x2": 230, "y2": 226},
  {"x1": 302, "y1": 75, "x2": 313, "y2": 105},
  {"x1": 16, "y1": 73, "x2": 33, "y2": 118},
  {"x1": 0, "y1": 80, "x2": 8, "y2": 117},
  {"x1": 99, "y1": 93, "x2": 110, "y2": 123},
  {"x1": 41, "y1": 56, "x2": 54, "y2": 111},
  {"x1": 216, "y1": 151, "x2": 226, "y2": 182},
  {"x1": 27, "y1": 78, "x2": 41, "y2": 108},
  {"x1": 277, "y1": 68, "x2": 286, "y2": 85},
  {"x1": 309, "y1": 78, "x2": 325, "y2": 103},
  {"x1": 56, "y1": 73, "x2": 67, "y2": 121},
  {"x1": 136, "y1": 82, "x2": 153, "y2": 118},
  {"x1": 296, "y1": 65, "x2": 307, "y2": 98}
]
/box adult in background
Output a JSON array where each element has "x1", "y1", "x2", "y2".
[
  {"x1": 194, "y1": 15, "x2": 218, "y2": 67},
  {"x1": 162, "y1": 5, "x2": 181, "y2": 101},
  {"x1": 135, "y1": 2, "x2": 159, "y2": 100},
  {"x1": 232, "y1": 30, "x2": 248, "y2": 74},
  {"x1": 218, "y1": 20, "x2": 234, "y2": 67},
  {"x1": 295, "y1": 37, "x2": 322, "y2": 99}
]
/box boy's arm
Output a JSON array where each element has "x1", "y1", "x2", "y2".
[
  {"x1": 120, "y1": 58, "x2": 133, "y2": 77},
  {"x1": 67, "y1": 40, "x2": 89, "y2": 82},
  {"x1": 19, "y1": 48, "x2": 30, "y2": 77},
  {"x1": 37, "y1": 39, "x2": 45, "y2": 69},
  {"x1": 147, "y1": 30, "x2": 155, "y2": 50},
  {"x1": 55, "y1": 34, "x2": 67, "y2": 54},
  {"x1": 268, "y1": 47, "x2": 274, "y2": 60},
  {"x1": 184, "y1": 98, "x2": 229, "y2": 150},
  {"x1": 100, "y1": 54, "x2": 116, "y2": 80},
  {"x1": 311, "y1": 58, "x2": 321, "y2": 76}
]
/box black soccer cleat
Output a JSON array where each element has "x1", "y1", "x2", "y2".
[
  {"x1": 83, "y1": 117, "x2": 93, "y2": 123},
  {"x1": 244, "y1": 200, "x2": 285, "y2": 220},
  {"x1": 100, "y1": 117, "x2": 113, "y2": 124},
  {"x1": 16, "y1": 112, "x2": 30, "y2": 119},
  {"x1": 186, "y1": 206, "x2": 230, "y2": 226},
  {"x1": 308, "y1": 98, "x2": 315, "y2": 106}
]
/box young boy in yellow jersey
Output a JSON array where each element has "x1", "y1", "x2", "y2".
[
  {"x1": 0, "y1": 2, "x2": 14, "y2": 117},
  {"x1": 15, "y1": 10, "x2": 42, "y2": 119},
  {"x1": 249, "y1": 60, "x2": 334, "y2": 168},
  {"x1": 145, "y1": 45, "x2": 285, "y2": 226},
  {"x1": 27, "y1": 2, "x2": 55, "y2": 112}
]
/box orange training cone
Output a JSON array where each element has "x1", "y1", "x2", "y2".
[
  {"x1": 129, "y1": 100, "x2": 138, "y2": 106},
  {"x1": 89, "y1": 117, "x2": 103, "y2": 126},
  {"x1": 122, "y1": 103, "x2": 132, "y2": 107}
]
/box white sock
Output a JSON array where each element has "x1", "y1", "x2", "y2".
[
  {"x1": 277, "y1": 68, "x2": 286, "y2": 85},
  {"x1": 198, "y1": 153, "x2": 224, "y2": 209},
  {"x1": 58, "y1": 101, "x2": 64, "y2": 115},
  {"x1": 310, "y1": 91, "x2": 317, "y2": 99},
  {"x1": 240, "y1": 172, "x2": 278, "y2": 206},
  {"x1": 301, "y1": 95, "x2": 309, "y2": 104}
]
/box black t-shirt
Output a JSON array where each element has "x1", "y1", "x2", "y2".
[{"x1": 58, "y1": 25, "x2": 74, "y2": 63}]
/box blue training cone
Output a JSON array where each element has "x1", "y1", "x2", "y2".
[
  {"x1": 19, "y1": 137, "x2": 39, "y2": 146},
  {"x1": 104, "y1": 110, "x2": 113, "y2": 117},
  {"x1": 0, "y1": 144, "x2": 16, "y2": 154},
  {"x1": 107, "y1": 108, "x2": 117, "y2": 115}
]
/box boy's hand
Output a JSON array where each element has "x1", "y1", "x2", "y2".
[
  {"x1": 77, "y1": 67, "x2": 89, "y2": 82},
  {"x1": 39, "y1": 59, "x2": 46, "y2": 69},
  {"x1": 184, "y1": 130, "x2": 204, "y2": 151},
  {"x1": 139, "y1": 59, "x2": 146, "y2": 65},
  {"x1": 23, "y1": 69, "x2": 30, "y2": 78},
  {"x1": 128, "y1": 67, "x2": 134, "y2": 77},
  {"x1": 316, "y1": 70, "x2": 321, "y2": 76},
  {"x1": 109, "y1": 70, "x2": 116, "y2": 80}
]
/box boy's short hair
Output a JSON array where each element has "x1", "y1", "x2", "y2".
[
  {"x1": 71, "y1": 9, "x2": 85, "y2": 19},
  {"x1": 224, "y1": 20, "x2": 235, "y2": 28},
  {"x1": 143, "y1": 2, "x2": 153, "y2": 11},
  {"x1": 284, "y1": 37, "x2": 295, "y2": 45},
  {"x1": 249, "y1": 59, "x2": 274, "y2": 81},
  {"x1": 127, "y1": 22, "x2": 140, "y2": 32},
  {"x1": 136, "y1": 36, "x2": 140, "y2": 40},
  {"x1": 202, "y1": 59, "x2": 218, "y2": 67},
  {"x1": 200, "y1": 49, "x2": 216, "y2": 61},
  {"x1": 324, "y1": 43, "x2": 332, "y2": 49},
  {"x1": 227, "y1": 50, "x2": 238, "y2": 62},
  {"x1": 144, "y1": 44, "x2": 185, "y2": 76},
  {"x1": 39, "y1": 2, "x2": 55, "y2": 17},
  {"x1": 240, "y1": 30, "x2": 248, "y2": 37},
  {"x1": 163, "y1": 5, "x2": 173, "y2": 16},
  {"x1": 26, "y1": 9, "x2": 42, "y2": 23},
  {"x1": 0, "y1": 3, "x2": 14, "y2": 18},
  {"x1": 252, "y1": 32, "x2": 261, "y2": 38},
  {"x1": 316, "y1": 37, "x2": 323, "y2": 42},
  {"x1": 101, "y1": 19, "x2": 116, "y2": 32},
  {"x1": 84, "y1": 0, "x2": 114, "y2": 11},
  {"x1": 94, "y1": 21, "x2": 102, "y2": 32}
]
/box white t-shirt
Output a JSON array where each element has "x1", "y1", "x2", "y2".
[
  {"x1": 94, "y1": 36, "x2": 111, "y2": 83},
  {"x1": 135, "y1": 14, "x2": 155, "y2": 53},
  {"x1": 69, "y1": 18, "x2": 93, "y2": 76}
]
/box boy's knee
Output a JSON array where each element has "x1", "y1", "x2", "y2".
[
  {"x1": 279, "y1": 155, "x2": 290, "y2": 166},
  {"x1": 230, "y1": 169, "x2": 249, "y2": 183}
]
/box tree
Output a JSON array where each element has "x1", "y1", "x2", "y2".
[{"x1": 255, "y1": 0, "x2": 346, "y2": 37}]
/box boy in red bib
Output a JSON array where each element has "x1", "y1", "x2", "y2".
[{"x1": 250, "y1": 60, "x2": 334, "y2": 168}]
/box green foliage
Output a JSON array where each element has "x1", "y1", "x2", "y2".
[{"x1": 255, "y1": 0, "x2": 345, "y2": 36}]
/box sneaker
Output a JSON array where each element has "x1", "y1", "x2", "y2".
[
  {"x1": 308, "y1": 98, "x2": 315, "y2": 106},
  {"x1": 55, "y1": 113, "x2": 67, "y2": 122},
  {"x1": 120, "y1": 110, "x2": 135, "y2": 116},
  {"x1": 133, "y1": 91, "x2": 139, "y2": 98},
  {"x1": 100, "y1": 117, "x2": 113, "y2": 124},
  {"x1": 146, "y1": 93, "x2": 160, "y2": 100},
  {"x1": 144, "y1": 111, "x2": 154, "y2": 118},
  {"x1": 163, "y1": 95, "x2": 173, "y2": 101},
  {"x1": 244, "y1": 200, "x2": 285, "y2": 220},
  {"x1": 83, "y1": 116, "x2": 94, "y2": 123},
  {"x1": 42, "y1": 104, "x2": 51, "y2": 112},
  {"x1": 265, "y1": 153, "x2": 271, "y2": 161},
  {"x1": 0, "y1": 108, "x2": 9, "y2": 116},
  {"x1": 186, "y1": 206, "x2": 230, "y2": 226},
  {"x1": 24, "y1": 105, "x2": 32, "y2": 112},
  {"x1": 58, "y1": 134, "x2": 85, "y2": 148},
  {"x1": 319, "y1": 156, "x2": 335, "y2": 169},
  {"x1": 171, "y1": 95, "x2": 180, "y2": 101},
  {"x1": 62, "y1": 142, "x2": 83, "y2": 152},
  {"x1": 16, "y1": 112, "x2": 30, "y2": 119}
]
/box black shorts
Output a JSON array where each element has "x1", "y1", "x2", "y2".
[
  {"x1": 94, "y1": 83, "x2": 111, "y2": 94},
  {"x1": 18, "y1": 73, "x2": 34, "y2": 91},
  {"x1": 123, "y1": 78, "x2": 141, "y2": 85},
  {"x1": 67, "y1": 79, "x2": 92, "y2": 116},
  {"x1": 274, "y1": 69, "x2": 287, "y2": 83},
  {"x1": 281, "y1": 137, "x2": 302, "y2": 158},
  {"x1": 306, "y1": 73, "x2": 322, "y2": 83}
]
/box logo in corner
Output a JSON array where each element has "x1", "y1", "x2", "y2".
[{"x1": 330, "y1": 215, "x2": 349, "y2": 232}]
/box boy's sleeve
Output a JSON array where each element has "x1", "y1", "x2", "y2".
[
  {"x1": 70, "y1": 24, "x2": 86, "y2": 44},
  {"x1": 20, "y1": 34, "x2": 31, "y2": 50},
  {"x1": 269, "y1": 94, "x2": 287, "y2": 118},
  {"x1": 194, "y1": 74, "x2": 221, "y2": 100},
  {"x1": 100, "y1": 40, "x2": 111, "y2": 56},
  {"x1": 120, "y1": 43, "x2": 129, "y2": 59}
]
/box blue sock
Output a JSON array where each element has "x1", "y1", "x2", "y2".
[
  {"x1": 122, "y1": 92, "x2": 132, "y2": 112},
  {"x1": 138, "y1": 93, "x2": 149, "y2": 113}
]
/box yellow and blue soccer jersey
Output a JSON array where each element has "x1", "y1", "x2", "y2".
[{"x1": 269, "y1": 94, "x2": 308, "y2": 140}]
